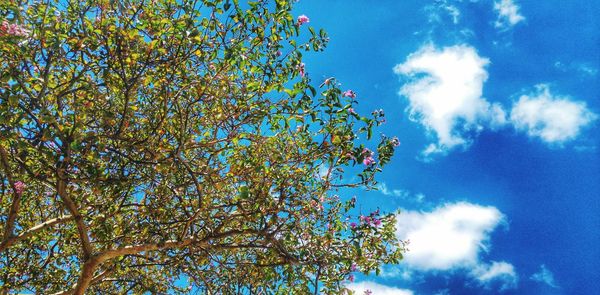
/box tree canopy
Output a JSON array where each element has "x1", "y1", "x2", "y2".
[{"x1": 0, "y1": 0, "x2": 405, "y2": 293}]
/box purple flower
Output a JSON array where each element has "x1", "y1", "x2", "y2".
[
  {"x1": 297, "y1": 62, "x2": 305, "y2": 77},
  {"x1": 373, "y1": 218, "x2": 382, "y2": 227},
  {"x1": 13, "y1": 181, "x2": 25, "y2": 196},
  {"x1": 351, "y1": 263, "x2": 358, "y2": 272},
  {"x1": 350, "y1": 222, "x2": 357, "y2": 229},
  {"x1": 297, "y1": 15, "x2": 310, "y2": 26},
  {"x1": 363, "y1": 156, "x2": 375, "y2": 166},
  {"x1": 343, "y1": 90, "x2": 357, "y2": 98}
]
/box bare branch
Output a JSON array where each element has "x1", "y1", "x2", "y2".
[{"x1": 0, "y1": 215, "x2": 73, "y2": 252}]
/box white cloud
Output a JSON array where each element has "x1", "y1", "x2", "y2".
[
  {"x1": 394, "y1": 45, "x2": 506, "y2": 156},
  {"x1": 396, "y1": 202, "x2": 505, "y2": 270},
  {"x1": 426, "y1": 0, "x2": 461, "y2": 25},
  {"x1": 376, "y1": 183, "x2": 408, "y2": 197},
  {"x1": 472, "y1": 261, "x2": 519, "y2": 290},
  {"x1": 530, "y1": 264, "x2": 559, "y2": 288},
  {"x1": 494, "y1": 0, "x2": 525, "y2": 29},
  {"x1": 346, "y1": 281, "x2": 414, "y2": 295},
  {"x1": 510, "y1": 85, "x2": 597, "y2": 144}
]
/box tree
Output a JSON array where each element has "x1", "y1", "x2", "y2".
[{"x1": 0, "y1": 0, "x2": 405, "y2": 293}]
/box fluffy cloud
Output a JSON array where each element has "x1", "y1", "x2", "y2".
[
  {"x1": 396, "y1": 202, "x2": 504, "y2": 270},
  {"x1": 394, "y1": 45, "x2": 506, "y2": 156},
  {"x1": 494, "y1": 0, "x2": 525, "y2": 29},
  {"x1": 472, "y1": 261, "x2": 518, "y2": 290},
  {"x1": 530, "y1": 264, "x2": 559, "y2": 288},
  {"x1": 394, "y1": 202, "x2": 517, "y2": 289},
  {"x1": 346, "y1": 281, "x2": 414, "y2": 295},
  {"x1": 510, "y1": 85, "x2": 597, "y2": 144}
]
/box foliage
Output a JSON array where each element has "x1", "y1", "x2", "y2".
[{"x1": 0, "y1": 0, "x2": 404, "y2": 293}]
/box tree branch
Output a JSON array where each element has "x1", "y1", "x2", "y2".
[
  {"x1": 0, "y1": 215, "x2": 73, "y2": 252},
  {"x1": 0, "y1": 145, "x2": 21, "y2": 247},
  {"x1": 62, "y1": 229, "x2": 261, "y2": 295},
  {"x1": 56, "y1": 174, "x2": 93, "y2": 260}
]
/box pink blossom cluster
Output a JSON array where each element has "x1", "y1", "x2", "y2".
[
  {"x1": 362, "y1": 148, "x2": 375, "y2": 166},
  {"x1": 359, "y1": 210, "x2": 382, "y2": 227},
  {"x1": 13, "y1": 181, "x2": 25, "y2": 196},
  {"x1": 343, "y1": 89, "x2": 356, "y2": 98},
  {"x1": 297, "y1": 15, "x2": 310, "y2": 26},
  {"x1": 297, "y1": 62, "x2": 305, "y2": 77},
  {"x1": 0, "y1": 20, "x2": 30, "y2": 37}
]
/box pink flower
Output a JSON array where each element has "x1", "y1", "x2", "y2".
[
  {"x1": 343, "y1": 90, "x2": 356, "y2": 98},
  {"x1": 297, "y1": 62, "x2": 305, "y2": 77},
  {"x1": 297, "y1": 15, "x2": 310, "y2": 26},
  {"x1": 363, "y1": 156, "x2": 376, "y2": 166},
  {"x1": 0, "y1": 21, "x2": 30, "y2": 38},
  {"x1": 348, "y1": 274, "x2": 355, "y2": 282},
  {"x1": 276, "y1": 50, "x2": 282, "y2": 57},
  {"x1": 348, "y1": 108, "x2": 356, "y2": 115},
  {"x1": 350, "y1": 222, "x2": 357, "y2": 229},
  {"x1": 351, "y1": 263, "x2": 358, "y2": 272},
  {"x1": 373, "y1": 218, "x2": 382, "y2": 227},
  {"x1": 391, "y1": 137, "x2": 401, "y2": 147},
  {"x1": 364, "y1": 290, "x2": 373, "y2": 295},
  {"x1": 13, "y1": 181, "x2": 25, "y2": 196}
]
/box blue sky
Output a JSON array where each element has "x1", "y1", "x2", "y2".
[{"x1": 294, "y1": 0, "x2": 599, "y2": 294}]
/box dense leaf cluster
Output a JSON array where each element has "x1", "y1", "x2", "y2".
[{"x1": 0, "y1": 0, "x2": 404, "y2": 293}]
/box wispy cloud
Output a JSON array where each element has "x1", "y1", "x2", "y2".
[
  {"x1": 472, "y1": 261, "x2": 519, "y2": 290},
  {"x1": 426, "y1": 0, "x2": 461, "y2": 25},
  {"x1": 510, "y1": 84, "x2": 597, "y2": 145},
  {"x1": 375, "y1": 183, "x2": 409, "y2": 198},
  {"x1": 494, "y1": 0, "x2": 525, "y2": 29},
  {"x1": 394, "y1": 45, "x2": 506, "y2": 157},
  {"x1": 530, "y1": 264, "x2": 559, "y2": 288}
]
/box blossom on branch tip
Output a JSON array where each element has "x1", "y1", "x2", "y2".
[
  {"x1": 373, "y1": 218, "x2": 382, "y2": 226},
  {"x1": 297, "y1": 15, "x2": 310, "y2": 26},
  {"x1": 298, "y1": 62, "x2": 306, "y2": 77},
  {"x1": 363, "y1": 156, "x2": 376, "y2": 166},
  {"x1": 343, "y1": 90, "x2": 356, "y2": 98}
]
